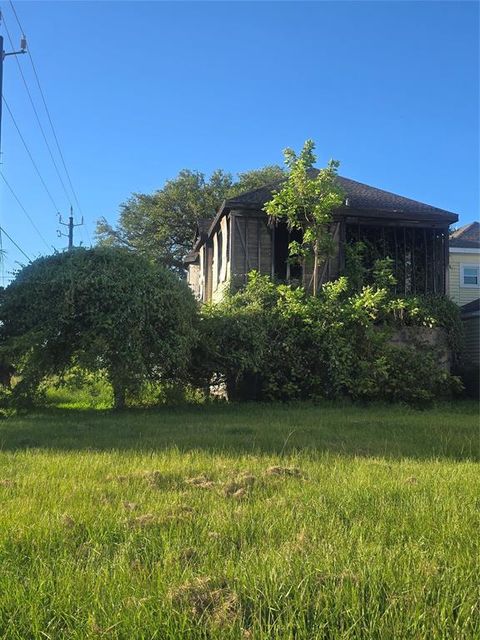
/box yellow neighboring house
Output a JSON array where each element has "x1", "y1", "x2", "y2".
[
  {"x1": 449, "y1": 221, "x2": 480, "y2": 306},
  {"x1": 449, "y1": 221, "x2": 480, "y2": 366}
]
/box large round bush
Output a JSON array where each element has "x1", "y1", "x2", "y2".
[{"x1": 0, "y1": 247, "x2": 197, "y2": 408}]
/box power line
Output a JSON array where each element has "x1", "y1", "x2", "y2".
[
  {"x1": 0, "y1": 225, "x2": 4, "y2": 284},
  {"x1": 0, "y1": 223, "x2": 31, "y2": 262},
  {"x1": 1, "y1": 12, "x2": 72, "y2": 209},
  {"x1": 0, "y1": 172, "x2": 51, "y2": 250},
  {"x1": 2, "y1": 96, "x2": 60, "y2": 212},
  {"x1": 8, "y1": 0, "x2": 91, "y2": 245}
]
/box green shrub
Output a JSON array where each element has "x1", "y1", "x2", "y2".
[
  {"x1": 194, "y1": 272, "x2": 463, "y2": 405},
  {"x1": 0, "y1": 247, "x2": 198, "y2": 409}
]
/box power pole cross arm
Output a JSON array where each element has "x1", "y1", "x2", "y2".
[
  {"x1": 58, "y1": 207, "x2": 84, "y2": 250},
  {"x1": 0, "y1": 15, "x2": 27, "y2": 157}
]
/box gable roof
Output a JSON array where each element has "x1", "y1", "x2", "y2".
[
  {"x1": 450, "y1": 221, "x2": 480, "y2": 249},
  {"x1": 223, "y1": 170, "x2": 458, "y2": 224}
]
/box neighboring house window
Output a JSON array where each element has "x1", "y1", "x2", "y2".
[{"x1": 460, "y1": 264, "x2": 480, "y2": 288}]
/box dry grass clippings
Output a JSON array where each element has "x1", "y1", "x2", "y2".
[
  {"x1": 178, "y1": 547, "x2": 199, "y2": 564},
  {"x1": 223, "y1": 473, "x2": 256, "y2": 498},
  {"x1": 170, "y1": 576, "x2": 241, "y2": 627},
  {"x1": 185, "y1": 475, "x2": 216, "y2": 490},
  {"x1": 128, "y1": 513, "x2": 157, "y2": 528},
  {"x1": 60, "y1": 514, "x2": 76, "y2": 528},
  {"x1": 0, "y1": 479, "x2": 16, "y2": 488},
  {"x1": 265, "y1": 466, "x2": 303, "y2": 478}
]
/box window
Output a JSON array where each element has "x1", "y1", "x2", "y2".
[{"x1": 460, "y1": 264, "x2": 479, "y2": 288}]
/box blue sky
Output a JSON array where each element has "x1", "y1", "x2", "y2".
[{"x1": 0, "y1": 0, "x2": 478, "y2": 282}]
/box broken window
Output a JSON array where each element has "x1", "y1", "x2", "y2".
[{"x1": 273, "y1": 221, "x2": 303, "y2": 283}]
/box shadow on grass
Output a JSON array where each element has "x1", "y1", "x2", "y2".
[{"x1": 0, "y1": 401, "x2": 478, "y2": 461}]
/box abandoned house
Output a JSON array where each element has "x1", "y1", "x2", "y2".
[{"x1": 185, "y1": 171, "x2": 459, "y2": 303}]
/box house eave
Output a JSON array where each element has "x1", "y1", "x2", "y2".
[
  {"x1": 338, "y1": 206, "x2": 457, "y2": 225},
  {"x1": 191, "y1": 201, "x2": 458, "y2": 255}
]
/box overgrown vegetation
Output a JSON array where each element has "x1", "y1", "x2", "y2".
[
  {"x1": 0, "y1": 247, "x2": 197, "y2": 409},
  {"x1": 0, "y1": 403, "x2": 477, "y2": 639},
  {"x1": 196, "y1": 270, "x2": 463, "y2": 405},
  {"x1": 0, "y1": 252, "x2": 464, "y2": 410},
  {"x1": 0, "y1": 140, "x2": 468, "y2": 410}
]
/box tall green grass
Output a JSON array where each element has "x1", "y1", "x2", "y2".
[{"x1": 0, "y1": 402, "x2": 478, "y2": 639}]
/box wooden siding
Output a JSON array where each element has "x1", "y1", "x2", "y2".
[
  {"x1": 211, "y1": 216, "x2": 231, "y2": 302},
  {"x1": 230, "y1": 211, "x2": 272, "y2": 289},
  {"x1": 205, "y1": 242, "x2": 213, "y2": 303},
  {"x1": 187, "y1": 263, "x2": 201, "y2": 300},
  {"x1": 195, "y1": 207, "x2": 455, "y2": 304}
]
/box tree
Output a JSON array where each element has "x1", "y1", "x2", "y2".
[
  {"x1": 0, "y1": 248, "x2": 197, "y2": 409},
  {"x1": 264, "y1": 141, "x2": 344, "y2": 295},
  {"x1": 96, "y1": 165, "x2": 285, "y2": 272}
]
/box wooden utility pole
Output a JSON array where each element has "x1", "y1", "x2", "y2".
[
  {"x1": 58, "y1": 207, "x2": 83, "y2": 250},
  {"x1": 0, "y1": 26, "x2": 27, "y2": 157}
]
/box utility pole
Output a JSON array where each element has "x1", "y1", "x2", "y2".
[
  {"x1": 0, "y1": 19, "x2": 27, "y2": 281},
  {"x1": 58, "y1": 207, "x2": 83, "y2": 250},
  {"x1": 0, "y1": 17, "x2": 27, "y2": 157}
]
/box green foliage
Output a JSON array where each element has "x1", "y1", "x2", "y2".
[
  {"x1": 264, "y1": 140, "x2": 344, "y2": 294},
  {"x1": 345, "y1": 241, "x2": 368, "y2": 291},
  {"x1": 353, "y1": 345, "x2": 462, "y2": 405},
  {"x1": 0, "y1": 247, "x2": 198, "y2": 409},
  {"x1": 43, "y1": 368, "x2": 209, "y2": 410},
  {"x1": 96, "y1": 166, "x2": 285, "y2": 273},
  {"x1": 372, "y1": 257, "x2": 397, "y2": 290},
  {"x1": 44, "y1": 368, "x2": 113, "y2": 409},
  {"x1": 196, "y1": 272, "x2": 462, "y2": 405}
]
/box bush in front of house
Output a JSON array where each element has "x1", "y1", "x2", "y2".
[
  {"x1": 0, "y1": 247, "x2": 198, "y2": 409},
  {"x1": 194, "y1": 271, "x2": 463, "y2": 405}
]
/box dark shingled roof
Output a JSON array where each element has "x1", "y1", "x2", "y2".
[
  {"x1": 450, "y1": 221, "x2": 480, "y2": 249},
  {"x1": 224, "y1": 170, "x2": 458, "y2": 223}
]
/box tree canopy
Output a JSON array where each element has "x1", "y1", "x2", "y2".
[
  {"x1": 96, "y1": 165, "x2": 285, "y2": 273},
  {"x1": 0, "y1": 247, "x2": 197, "y2": 408}
]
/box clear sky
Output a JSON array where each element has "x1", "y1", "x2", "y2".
[{"x1": 0, "y1": 0, "x2": 478, "y2": 282}]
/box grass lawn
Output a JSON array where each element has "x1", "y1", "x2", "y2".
[{"x1": 0, "y1": 401, "x2": 478, "y2": 639}]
